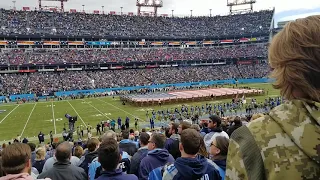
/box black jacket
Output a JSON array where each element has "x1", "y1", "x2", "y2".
[
  {"x1": 79, "y1": 151, "x2": 98, "y2": 174},
  {"x1": 129, "y1": 147, "x2": 148, "y2": 177},
  {"x1": 38, "y1": 161, "x2": 87, "y2": 180},
  {"x1": 119, "y1": 140, "x2": 137, "y2": 156}
]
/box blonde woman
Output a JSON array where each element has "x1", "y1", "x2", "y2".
[
  {"x1": 33, "y1": 147, "x2": 46, "y2": 174},
  {"x1": 226, "y1": 15, "x2": 320, "y2": 179}
]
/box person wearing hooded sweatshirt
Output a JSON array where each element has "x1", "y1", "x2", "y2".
[
  {"x1": 204, "y1": 115, "x2": 229, "y2": 153},
  {"x1": 165, "y1": 123, "x2": 181, "y2": 159},
  {"x1": 226, "y1": 15, "x2": 320, "y2": 180},
  {"x1": 129, "y1": 132, "x2": 150, "y2": 177},
  {"x1": 0, "y1": 143, "x2": 50, "y2": 180},
  {"x1": 119, "y1": 130, "x2": 137, "y2": 156},
  {"x1": 95, "y1": 138, "x2": 137, "y2": 180},
  {"x1": 139, "y1": 133, "x2": 174, "y2": 180},
  {"x1": 79, "y1": 138, "x2": 100, "y2": 174},
  {"x1": 162, "y1": 129, "x2": 221, "y2": 180}
]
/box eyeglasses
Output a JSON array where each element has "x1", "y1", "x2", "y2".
[{"x1": 211, "y1": 143, "x2": 219, "y2": 149}]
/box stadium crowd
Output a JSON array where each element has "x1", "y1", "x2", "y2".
[
  {"x1": 0, "y1": 9, "x2": 273, "y2": 38},
  {"x1": 0, "y1": 44, "x2": 268, "y2": 65},
  {"x1": 0, "y1": 64, "x2": 270, "y2": 95}
]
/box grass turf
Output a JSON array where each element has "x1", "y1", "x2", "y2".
[{"x1": 0, "y1": 83, "x2": 279, "y2": 142}]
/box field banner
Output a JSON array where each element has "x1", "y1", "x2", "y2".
[{"x1": 8, "y1": 78, "x2": 271, "y2": 101}]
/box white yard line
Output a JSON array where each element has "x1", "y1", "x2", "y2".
[
  {"x1": 82, "y1": 100, "x2": 111, "y2": 120},
  {"x1": 20, "y1": 103, "x2": 37, "y2": 137},
  {"x1": 67, "y1": 100, "x2": 87, "y2": 128},
  {"x1": 97, "y1": 98, "x2": 143, "y2": 120},
  {"x1": 0, "y1": 105, "x2": 20, "y2": 124},
  {"x1": 51, "y1": 102, "x2": 57, "y2": 134}
]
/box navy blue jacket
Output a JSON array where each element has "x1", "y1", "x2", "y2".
[
  {"x1": 162, "y1": 155, "x2": 221, "y2": 180},
  {"x1": 129, "y1": 147, "x2": 149, "y2": 177},
  {"x1": 213, "y1": 159, "x2": 226, "y2": 171},
  {"x1": 139, "y1": 149, "x2": 174, "y2": 180},
  {"x1": 96, "y1": 169, "x2": 138, "y2": 180}
]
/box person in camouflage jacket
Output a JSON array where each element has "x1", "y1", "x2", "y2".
[{"x1": 226, "y1": 15, "x2": 320, "y2": 180}]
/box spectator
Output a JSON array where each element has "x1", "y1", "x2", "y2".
[
  {"x1": 33, "y1": 147, "x2": 46, "y2": 174},
  {"x1": 79, "y1": 138, "x2": 99, "y2": 174},
  {"x1": 190, "y1": 124, "x2": 201, "y2": 132},
  {"x1": 129, "y1": 132, "x2": 150, "y2": 177},
  {"x1": 161, "y1": 129, "x2": 221, "y2": 180},
  {"x1": 38, "y1": 142, "x2": 86, "y2": 180},
  {"x1": 209, "y1": 136, "x2": 229, "y2": 179},
  {"x1": 226, "y1": 116, "x2": 242, "y2": 136},
  {"x1": 74, "y1": 146, "x2": 84, "y2": 159},
  {"x1": 200, "y1": 122, "x2": 210, "y2": 137},
  {"x1": 0, "y1": 143, "x2": 49, "y2": 180},
  {"x1": 177, "y1": 121, "x2": 192, "y2": 134},
  {"x1": 198, "y1": 138, "x2": 209, "y2": 158},
  {"x1": 88, "y1": 131, "x2": 131, "y2": 180},
  {"x1": 226, "y1": 15, "x2": 320, "y2": 179},
  {"x1": 118, "y1": 130, "x2": 137, "y2": 156},
  {"x1": 139, "y1": 133, "x2": 174, "y2": 180},
  {"x1": 95, "y1": 138, "x2": 138, "y2": 180},
  {"x1": 0, "y1": 157, "x2": 3, "y2": 178},
  {"x1": 204, "y1": 115, "x2": 229, "y2": 153},
  {"x1": 165, "y1": 123, "x2": 181, "y2": 159},
  {"x1": 42, "y1": 145, "x2": 81, "y2": 173},
  {"x1": 27, "y1": 143, "x2": 36, "y2": 165}
]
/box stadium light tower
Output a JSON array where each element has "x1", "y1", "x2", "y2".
[
  {"x1": 227, "y1": 0, "x2": 256, "y2": 14},
  {"x1": 39, "y1": 0, "x2": 68, "y2": 12},
  {"x1": 136, "y1": 0, "x2": 163, "y2": 16}
]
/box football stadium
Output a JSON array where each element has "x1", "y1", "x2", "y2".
[{"x1": 0, "y1": 0, "x2": 319, "y2": 179}]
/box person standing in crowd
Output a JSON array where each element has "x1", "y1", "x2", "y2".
[
  {"x1": 33, "y1": 147, "x2": 47, "y2": 174},
  {"x1": 200, "y1": 122, "x2": 210, "y2": 137},
  {"x1": 177, "y1": 121, "x2": 191, "y2": 134},
  {"x1": 161, "y1": 129, "x2": 221, "y2": 180},
  {"x1": 95, "y1": 138, "x2": 138, "y2": 180},
  {"x1": 209, "y1": 136, "x2": 229, "y2": 179},
  {"x1": 139, "y1": 133, "x2": 174, "y2": 180},
  {"x1": 118, "y1": 130, "x2": 137, "y2": 156},
  {"x1": 38, "y1": 132, "x2": 44, "y2": 144},
  {"x1": 165, "y1": 123, "x2": 181, "y2": 159},
  {"x1": 28, "y1": 143, "x2": 36, "y2": 165},
  {"x1": 204, "y1": 115, "x2": 229, "y2": 152},
  {"x1": 79, "y1": 138, "x2": 99, "y2": 174},
  {"x1": 0, "y1": 143, "x2": 49, "y2": 180},
  {"x1": 38, "y1": 142, "x2": 87, "y2": 180},
  {"x1": 226, "y1": 116, "x2": 242, "y2": 137},
  {"x1": 117, "y1": 117, "x2": 122, "y2": 129},
  {"x1": 226, "y1": 15, "x2": 320, "y2": 179},
  {"x1": 125, "y1": 116, "x2": 130, "y2": 129},
  {"x1": 129, "y1": 132, "x2": 150, "y2": 177}
]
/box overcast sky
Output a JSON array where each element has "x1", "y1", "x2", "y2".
[{"x1": 1, "y1": 0, "x2": 320, "y2": 23}]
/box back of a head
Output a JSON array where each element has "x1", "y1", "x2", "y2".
[
  {"x1": 98, "y1": 138, "x2": 120, "y2": 171},
  {"x1": 87, "y1": 138, "x2": 100, "y2": 152},
  {"x1": 74, "y1": 146, "x2": 84, "y2": 158},
  {"x1": 139, "y1": 132, "x2": 150, "y2": 146},
  {"x1": 122, "y1": 130, "x2": 129, "y2": 139},
  {"x1": 180, "y1": 121, "x2": 192, "y2": 130},
  {"x1": 35, "y1": 147, "x2": 46, "y2": 160},
  {"x1": 269, "y1": 15, "x2": 320, "y2": 102},
  {"x1": 151, "y1": 133, "x2": 166, "y2": 149},
  {"x1": 1, "y1": 143, "x2": 31, "y2": 174},
  {"x1": 180, "y1": 129, "x2": 201, "y2": 155},
  {"x1": 215, "y1": 136, "x2": 230, "y2": 156},
  {"x1": 233, "y1": 117, "x2": 242, "y2": 126},
  {"x1": 55, "y1": 142, "x2": 71, "y2": 162},
  {"x1": 101, "y1": 130, "x2": 117, "y2": 142},
  {"x1": 27, "y1": 143, "x2": 36, "y2": 152},
  {"x1": 190, "y1": 124, "x2": 200, "y2": 132}
]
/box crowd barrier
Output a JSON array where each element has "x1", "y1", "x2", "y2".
[{"x1": 6, "y1": 78, "x2": 271, "y2": 101}]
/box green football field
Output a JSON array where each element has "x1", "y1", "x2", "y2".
[{"x1": 0, "y1": 83, "x2": 279, "y2": 143}]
